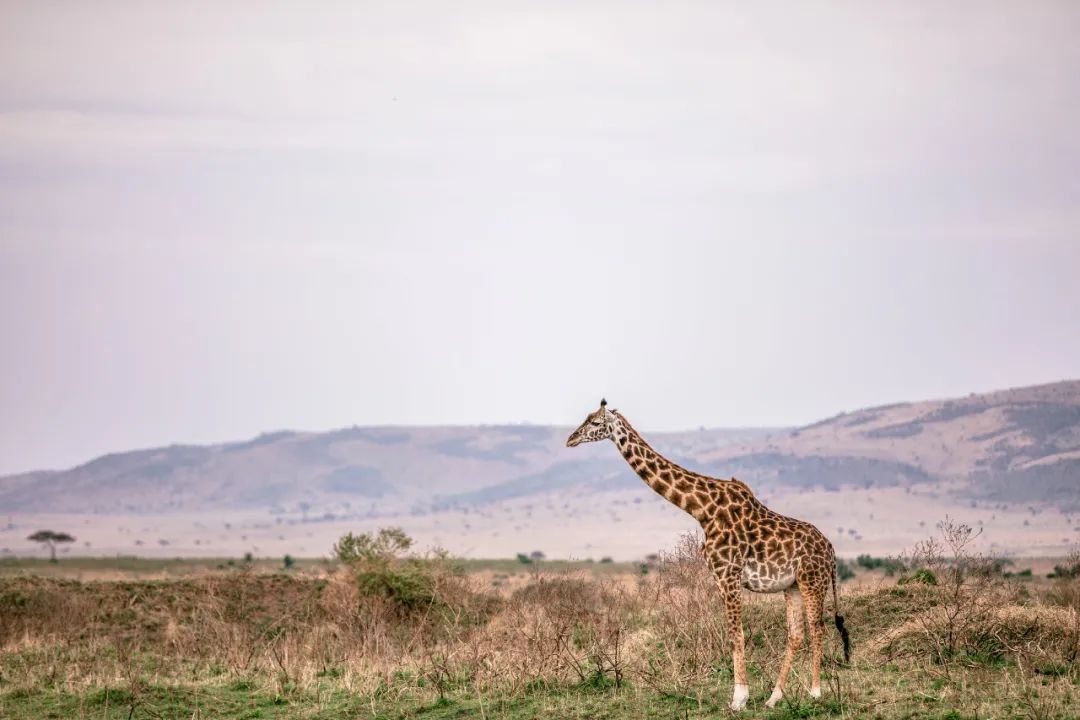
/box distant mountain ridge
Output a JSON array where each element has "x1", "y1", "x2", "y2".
[{"x1": 2, "y1": 380, "x2": 1079, "y2": 516}]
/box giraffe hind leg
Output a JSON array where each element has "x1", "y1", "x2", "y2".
[
  {"x1": 766, "y1": 587, "x2": 805, "y2": 708},
  {"x1": 802, "y1": 585, "x2": 826, "y2": 698}
]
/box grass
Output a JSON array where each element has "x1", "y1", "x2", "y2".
[
  {"x1": 0, "y1": 683, "x2": 368, "y2": 719},
  {"x1": 0, "y1": 555, "x2": 642, "y2": 579},
  {"x1": 2, "y1": 539, "x2": 1079, "y2": 720},
  {"x1": 0, "y1": 555, "x2": 331, "y2": 578},
  {"x1": 3, "y1": 667, "x2": 1075, "y2": 719}
]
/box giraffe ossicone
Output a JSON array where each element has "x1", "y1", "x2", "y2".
[{"x1": 566, "y1": 399, "x2": 851, "y2": 712}]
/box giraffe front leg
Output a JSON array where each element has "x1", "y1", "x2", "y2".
[
  {"x1": 766, "y1": 588, "x2": 805, "y2": 709},
  {"x1": 716, "y1": 575, "x2": 749, "y2": 711}
]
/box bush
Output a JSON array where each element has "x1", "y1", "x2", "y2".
[
  {"x1": 332, "y1": 528, "x2": 476, "y2": 619},
  {"x1": 856, "y1": 554, "x2": 906, "y2": 576},
  {"x1": 836, "y1": 558, "x2": 856, "y2": 581},
  {"x1": 898, "y1": 568, "x2": 938, "y2": 586},
  {"x1": 516, "y1": 553, "x2": 533, "y2": 565},
  {"x1": 635, "y1": 533, "x2": 733, "y2": 697},
  {"x1": 1044, "y1": 549, "x2": 1080, "y2": 662},
  {"x1": 334, "y1": 528, "x2": 443, "y2": 613},
  {"x1": 892, "y1": 518, "x2": 1009, "y2": 671},
  {"x1": 870, "y1": 586, "x2": 1080, "y2": 670},
  {"x1": 334, "y1": 527, "x2": 413, "y2": 563},
  {"x1": 1048, "y1": 559, "x2": 1080, "y2": 579},
  {"x1": 499, "y1": 573, "x2": 632, "y2": 689}
]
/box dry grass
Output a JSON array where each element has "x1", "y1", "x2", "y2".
[{"x1": 1, "y1": 535, "x2": 1079, "y2": 719}]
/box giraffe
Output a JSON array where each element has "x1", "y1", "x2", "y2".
[{"x1": 567, "y1": 399, "x2": 850, "y2": 712}]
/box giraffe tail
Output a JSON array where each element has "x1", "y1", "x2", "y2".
[{"x1": 832, "y1": 566, "x2": 852, "y2": 663}]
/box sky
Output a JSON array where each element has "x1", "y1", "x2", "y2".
[{"x1": 1, "y1": 1, "x2": 1079, "y2": 474}]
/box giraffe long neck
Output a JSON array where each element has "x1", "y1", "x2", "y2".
[{"x1": 610, "y1": 413, "x2": 709, "y2": 520}]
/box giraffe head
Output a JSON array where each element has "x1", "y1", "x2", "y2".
[{"x1": 566, "y1": 399, "x2": 617, "y2": 447}]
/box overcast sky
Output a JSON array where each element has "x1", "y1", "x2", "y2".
[{"x1": 1, "y1": 1, "x2": 1079, "y2": 474}]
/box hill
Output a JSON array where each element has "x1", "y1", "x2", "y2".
[
  {"x1": 1, "y1": 380, "x2": 1078, "y2": 559},
  {"x1": 706, "y1": 379, "x2": 1080, "y2": 509},
  {"x1": 0, "y1": 425, "x2": 771, "y2": 515}
]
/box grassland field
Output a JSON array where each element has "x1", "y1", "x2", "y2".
[
  {"x1": 0, "y1": 555, "x2": 645, "y2": 580},
  {"x1": 2, "y1": 539, "x2": 1079, "y2": 720}
]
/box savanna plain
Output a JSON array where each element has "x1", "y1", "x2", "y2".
[{"x1": 2, "y1": 525, "x2": 1079, "y2": 720}]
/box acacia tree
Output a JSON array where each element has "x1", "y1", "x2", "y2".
[{"x1": 27, "y1": 530, "x2": 75, "y2": 563}]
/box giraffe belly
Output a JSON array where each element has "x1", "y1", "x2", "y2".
[{"x1": 741, "y1": 561, "x2": 796, "y2": 593}]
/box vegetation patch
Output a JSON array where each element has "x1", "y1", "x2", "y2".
[{"x1": 1, "y1": 529, "x2": 1079, "y2": 719}]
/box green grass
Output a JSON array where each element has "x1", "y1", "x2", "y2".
[
  {"x1": 0, "y1": 683, "x2": 367, "y2": 720},
  {"x1": 6, "y1": 671, "x2": 1074, "y2": 720},
  {"x1": 0, "y1": 682, "x2": 854, "y2": 720}
]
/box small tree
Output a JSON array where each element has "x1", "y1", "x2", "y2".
[
  {"x1": 27, "y1": 530, "x2": 75, "y2": 563},
  {"x1": 334, "y1": 527, "x2": 412, "y2": 564},
  {"x1": 333, "y1": 528, "x2": 449, "y2": 613},
  {"x1": 900, "y1": 517, "x2": 1002, "y2": 674}
]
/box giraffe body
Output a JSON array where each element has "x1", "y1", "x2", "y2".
[{"x1": 567, "y1": 400, "x2": 850, "y2": 712}]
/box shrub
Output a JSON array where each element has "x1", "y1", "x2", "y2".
[
  {"x1": 898, "y1": 568, "x2": 938, "y2": 586},
  {"x1": 334, "y1": 527, "x2": 413, "y2": 563},
  {"x1": 1044, "y1": 548, "x2": 1080, "y2": 662},
  {"x1": 333, "y1": 528, "x2": 472, "y2": 617},
  {"x1": 836, "y1": 558, "x2": 856, "y2": 581},
  {"x1": 1048, "y1": 558, "x2": 1080, "y2": 579},
  {"x1": 892, "y1": 518, "x2": 1009, "y2": 672},
  {"x1": 856, "y1": 553, "x2": 905, "y2": 576},
  {"x1": 871, "y1": 593, "x2": 1080, "y2": 671},
  {"x1": 500, "y1": 573, "x2": 632, "y2": 689},
  {"x1": 510, "y1": 576, "x2": 595, "y2": 606},
  {"x1": 634, "y1": 533, "x2": 734, "y2": 697}
]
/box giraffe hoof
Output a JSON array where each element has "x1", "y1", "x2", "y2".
[
  {"x1": 765, "y1": 688, "x2": 783, "y2": 708},
  {"x1": 730, "y1": 684, "x2": 749, "y2": 711},
  {"x1": 809, "y1": 686, "x2": 822, "y2": 699}
]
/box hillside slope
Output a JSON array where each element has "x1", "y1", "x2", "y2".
[
  {"x1": 0, "y1": 424, "x2": 770, "y2": 515},
  {"x1": 703, "y1": 379, "x2": 1080, "y2": 509},
  {"x1": 2, "y1": 380, "x2": 1078, "y2": 518}
]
